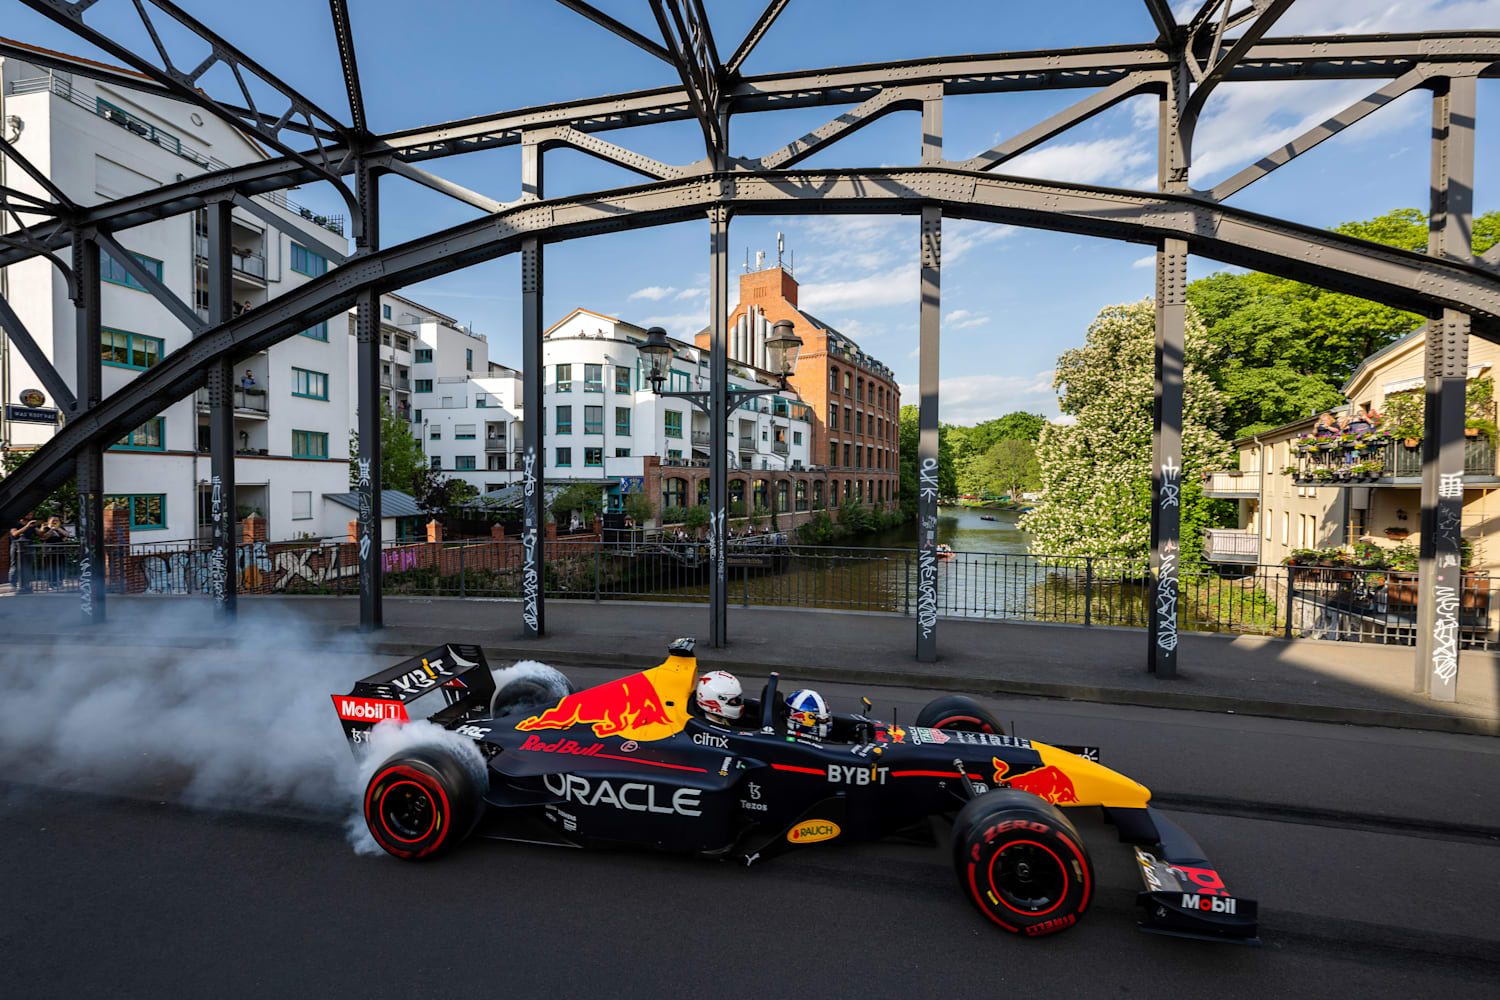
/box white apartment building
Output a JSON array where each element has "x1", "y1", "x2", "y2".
[{"x1": 0, "y1": 45, "x2": 362, "y2": 543}]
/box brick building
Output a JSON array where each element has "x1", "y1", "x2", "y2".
[{"x1": 696, "y1": 264, "x2": 901, "y2": 511}]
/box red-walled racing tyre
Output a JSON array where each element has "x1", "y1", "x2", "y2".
[
  {"x1": 951, "y1": 789, "x2": 1093, "y2": 937},
  {"x1": 916, "y1": 694, "x2": 1005, "y2": 735},
  {"x1": 364, "y1": 746, "x2": 482, "y2": 861}
]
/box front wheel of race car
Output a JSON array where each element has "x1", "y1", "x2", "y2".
[
  {"x1": 951, "y1": 789, "x2": 1093, "y2": 937},
  {"x1": 364, "y1": 746, "x2": 482, "y2": 861},
  {"x1": 916, "y1": 694, "x2": 1005, "y2": 734}
]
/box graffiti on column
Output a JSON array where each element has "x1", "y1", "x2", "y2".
[
  {"x1": 78, "y1": 500, "x2": 93, "y2": 619},
  {"x1": 1432, "y1": 581, "x2": 1460, "y2": 685},
  {"x1": 356, "y1": 458, "x2": 373, "y2": 562},
  {"x1": 1159, "y1": 456, "x2": 1181, "y2": 508},
  {"x1": 522, "y1": 446, "x2": 539, "y2": 631},
  {"x1": 709, "y1": 506, "x2": 725, "y2": 585},
  {"x1": 1432, "y1": 487, "x2": 1463, "y2": 686},
  {"x1": 917, "y1": 456, "x2": 940, "y2": 639},
  {"x1": 919, "y1": 457, "x2": 938, "y2": 505},
  {"x1": 1155, "y1": 538, "x2": 1179, "y2": 652},
  {"x1": 208, "y1": 474, "x2": 227, "y2": 606}
]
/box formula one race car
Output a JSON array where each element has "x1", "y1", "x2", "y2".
[{"x1": 332, "y1": 639, "x2": 1256, "y2": 942}]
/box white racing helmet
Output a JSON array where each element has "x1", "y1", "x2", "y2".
[{"x1": 696, "y1": 671, "x2": 744, "y2": 722}]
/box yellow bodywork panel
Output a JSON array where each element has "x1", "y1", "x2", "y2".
[
  {"x1": 514, "y1": 653, "x2": 698, "y2": 742},
  {"x1": 988, "y1": 742, "x2": 1152, "y2": 809}
]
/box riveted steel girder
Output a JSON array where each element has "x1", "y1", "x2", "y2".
[{"x1": 4, "y1": 164, "x2": 1499, "y2": 521}]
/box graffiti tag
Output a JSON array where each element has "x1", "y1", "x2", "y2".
[
  {"x1": 1432, "y1": 583, "x2": 1460, "y2": 685},
  {"x1": 1155, "y1": 538, "x2": 1178, "y2": 652}
]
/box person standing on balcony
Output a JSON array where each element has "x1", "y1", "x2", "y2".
[
  {"x1": 1313, "y1": 412, "x2": 1338, "y2": 438},
  {"x1": 241, "y1": 369, "x2": 257, "y2": 391}
]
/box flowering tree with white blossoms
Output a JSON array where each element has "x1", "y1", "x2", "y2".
[{"x1": 1022, "y1": 299, "x2": 1233, "y2": 564}]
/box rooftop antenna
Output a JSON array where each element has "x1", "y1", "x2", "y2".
[
  {"x1": 744, "y1": 247, "x2": 750, "y2": 273},
  {"x1": 776, "y1": 231, "x2": 784, "y2": 268},
  {"x1": 755, "y1": 249, "x2": 765, "y2": 270}
]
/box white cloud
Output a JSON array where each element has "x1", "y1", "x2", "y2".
[
  {"x1": 896, "y1": 371, "x2": 1059, "y2": 425},
  {"x1": 641, "y1": 312, "x2": 705, "y2": 338},
  {"x1": 629, "y1": 285, "x2": 676, "y2": 301},
  {"x1": 674, "y1": 287, "x2": 705, "y2": 300},
  {"x1": 1131, "y1": 255, "x2": 1155, "y2": 269},
  {"x1": 944, "y1": 309, "x2": 991, "y2": 329},
  {"x1": 1003, "y1": 135, "x2": 1154, "y2": 188},
  {"x1": 800, "y1": 262, "x2": 918, "y2": 311}
]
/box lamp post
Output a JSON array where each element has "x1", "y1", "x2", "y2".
[{"x1": 641, "y1": 320, "x2": 802, "y2": 647}]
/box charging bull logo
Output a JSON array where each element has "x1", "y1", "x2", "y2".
[
  {"x1": 518, "y1": 673, "x2": 677, "y2": 740},
  {"x1": 991, "y1": 758, "x2": 1080, "y2": 805}
]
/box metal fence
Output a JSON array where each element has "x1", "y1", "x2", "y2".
[{"x1": 9, "y1": 537, "x2": 1494, "y2": 649}]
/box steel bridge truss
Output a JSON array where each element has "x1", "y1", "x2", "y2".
[{"x1": 0, "y1": 1, "x2": 1495, "y2": 701}]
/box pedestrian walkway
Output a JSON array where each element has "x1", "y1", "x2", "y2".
[{"x1": 3, "y1": 594, "x2": 1495, "y2": 735}]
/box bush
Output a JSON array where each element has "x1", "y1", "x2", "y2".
[{"x1": 684, "y1": 503, "x2": 709, "y2": 533}]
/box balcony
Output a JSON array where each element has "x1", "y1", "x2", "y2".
[
  {"x1": 195, "y1": 386, "x2": 269, "y2": 417},
  {"x1": 772, "y1": 440, "x2": 789, "y2": 455},
  {"x1": 1290, "y1": 434, "x2": 1498, "y2": 486},
  {"x1": 1202, "y1": 528, "x2": 1259, "y2": 564},
  {"x1": 232, "y1": 250, "x2": 266, "y2": 281},
  {"x1": 1202, "y1": 469, "x2": 1260, "y2": 498},
  {"x1": 738, "y1": 436, "x2": 755, "y2": 451},
  {"x1": 485, "y1": 437, "x2": 508, "y2": 453},
  {"x1": 692, "y1": 431, "x2": 711, "y2": 447}
]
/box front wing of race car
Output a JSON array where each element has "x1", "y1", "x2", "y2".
[{"x1": 1114, "y1": 806, "x2": 1259, "y2": 943}]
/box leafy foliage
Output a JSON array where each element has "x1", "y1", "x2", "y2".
[
  {"x1": 1021, "y1": 299, "x2": 1233, "y2": 563},
  {"x1": 348, "y1": 401, "x2": 428, "y2": 494},
  {"x1": 968, "y1": 438, "x2": 1040, "y2": 498},
  {"x1": 897, "y1": 404, "x2": 956, "y2": 518},
  {"x1": 1, "y1": 449, "x2": 75, "y2": 524}
]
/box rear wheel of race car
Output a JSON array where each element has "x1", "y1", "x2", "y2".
[
  {"x1": 364, "y1": 746, "x2": 482, "y2": 861},
  {"x1": 490, "y1": 668, "x2": 575, "y2": 718},
  {"x1": 951, "y1": 789, "x2": 1093, "y2": 937},
  {"x1": 916, "y1": 694, "x2": 1005, "y2": 735}
]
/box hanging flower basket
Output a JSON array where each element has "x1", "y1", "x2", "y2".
[
  {"x1": 1465, "y1": 427, "x2": 1480, "y2": 437},
  {"x1": 1384, "y1": 527, "x2": 1409, "y2": 540},
  {"x1": 1403, "y1": 438, "x2": 1420, "y2": 449},
  {"x1": 1317, "y1": 442, "x2": 1335, "y2": 451}
]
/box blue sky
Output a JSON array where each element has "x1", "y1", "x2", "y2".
[{"x1": 9, "y1": 0, "x2": 1499, "y2": 423}]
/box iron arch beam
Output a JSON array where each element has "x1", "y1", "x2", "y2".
[{"x1": 3, "y1": 164, "x2": 1499, "y2": 521}]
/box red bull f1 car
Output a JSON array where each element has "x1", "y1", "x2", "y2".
[{"x1": 332, "y1": 639, "x2": 1257, "y2": 942}]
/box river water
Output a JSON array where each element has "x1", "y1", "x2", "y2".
[{"x1": 845, "y1": 505, "x2": 1031, "y2": 555}]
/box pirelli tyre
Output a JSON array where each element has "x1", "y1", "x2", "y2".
[
  {"x1": 951, "y1": 789, "x2": 1093, "y2": 937},
  {"x1": 915, "y1": 694, "x2": 1005, "y2": 735},
  {"x1": 364, "y1": 746, "x2": 483, "y2": 861}
]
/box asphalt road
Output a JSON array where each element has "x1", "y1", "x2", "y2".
[{"x1": 2, "y1": 652, "x2": 1498, "y2": 999}]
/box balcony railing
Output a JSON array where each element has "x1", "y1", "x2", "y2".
[
  {"x1": 195, "y1": 386, "x2": 269, "y2": 414},
  {"x1": 738, "y1": 436, "x2": 755, "y2": 451},
  {"x1": 9, "y1": 76, "x2": 345, "y2": 235},
  {"x1": 1202, "y1": 470, "x2": 1260, "y2": 497},
  {"x1": 772, "y1": 440, "x2": 789, "y2": 455},
  {"x1": 692, "y1": 431, "x2": 711, "y2": 446},
  {"x1": 232, "y1": 251, "x2": 266, "y2": 280},
  {"x1": 485, "y1": 438, "x2": 508, "y2": 452},
  {"x1": 1203, "y1": 528, "x2": 1259, "y2": 563},
  {"x1": 1291, "y1": 434, "x2": 1497, "y2": 485}
]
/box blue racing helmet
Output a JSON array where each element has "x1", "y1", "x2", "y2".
[{"x1": 785, "y1": 689, "x2": 830, "y2": 741}]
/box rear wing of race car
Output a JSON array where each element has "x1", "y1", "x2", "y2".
[
  {"x1": 1109, "y1": 806, "x2": 1259, "y2": 944},
  {"x1": 331, "y1": 643, "x2": 496, "y2": 749}
]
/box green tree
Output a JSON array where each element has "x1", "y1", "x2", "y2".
[
  {"x1": 413, "y1": 466, "x2": 478, "y2": 523},
  {"x1": 972, "y1": 438, "x2": 1040, "y2": 498},
  {"x1": 683, "y1": 503, "x2": 709, "y2": 534},
  {"x1": 622, "y1": 491, "x2": 653, "y2": 526},
  {"x1": 549, "y1": 482, "x2": 602, "y2": 526},
  {"x1": 0, "y1": 449, "x2": 76, "y2": 525},
  {"x1": 1021, "y1": 299, "x2": 1233, "y2": 563},
  {"x1": 951, "y1": 412, "x2": 1047, "y2": 495},
  {"x1": 348, "y1": 402, "x2": 427, "y2": 494}
]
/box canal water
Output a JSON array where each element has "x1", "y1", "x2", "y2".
[{"x1": 846, "y1": 505, "x2": 1031, "y2": 556}]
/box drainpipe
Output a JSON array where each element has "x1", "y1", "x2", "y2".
[{"x1": 1, "y1": 76, "x2": 10, "y2": 450}]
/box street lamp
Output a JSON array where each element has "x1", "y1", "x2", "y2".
[{"x1": 641, "y1": 322, "x2": 801, "y2": 398}]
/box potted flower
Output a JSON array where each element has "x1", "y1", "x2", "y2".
[
  {"x1": 1384, "y1": 526, "x2": 1409, "y2": 540},
  {"x1": 1281, "y1": 465, "x2": 1298, "y2": 476},
  {"x1": 1381, "y1": 389, "x2": 1424, "y2": 449}
]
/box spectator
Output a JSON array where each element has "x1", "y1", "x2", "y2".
[
  {"x1": 241, "y1": 369, "x2": 257, "y2": 391},
  {"x1": 1312, "y1": 412, "x2": 1338, "y2": 438},
  {"x1": 8, "y1": 511, "x2": 39, "y2": 586},
  {"x1": 1347, "y1": 409, "x2": 1374, "y2": 435},
  {"x1": 38, "y1": 517, "x2": 69, "y2": 585}
]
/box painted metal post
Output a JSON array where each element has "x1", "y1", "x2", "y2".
[
  {"x1": 205, "y1": 199, "x2": 236, "y2": 618},
  {"x1": 73, "y1": 233, "x2": 105, "y2": 624},
  {"x1": 708, "y1": 205, "x2": 730, "y2": 647},
  {"x1": 520, "y1": 136, "x2": 545, "y2": 637},
  {"x1": 354, "y1": 160, "x2": 383, "y2": 630},
  {"x1": 916, "y1": 205, "x2": 941, "y2": 662},
  {"x1": 1147, "y1": 239, "x2": 1187, "y2": 676},
  {"x1": 1415, "y1": 72, "x2": 1477, "y2": 702}
]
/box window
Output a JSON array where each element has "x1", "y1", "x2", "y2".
[
  {"x1": 454, "y1": 424, "x2": 476, "y2": 440},
  {"x1": 669, "y1": 370, "x2": 691, "y2": 392},
  {"x1": 761, "y1": 428, "x2": 768, "y2": 441},
  {"x1": 292, "y1": 491, "x2": 313, "y2": 520},
  {"x1": 415, "y1": 348, "x2": 433, "y2": 363},
  {"x1": 829, "y1": 367, "x2": 838, "y2": 392},
  {"x1": 413, "y1": 409, "x2": 422, "y2": 424},
  {"x1": 843, "y1": 373, "x2": 852, "y2": 395},
  {"x1": 104, "y1": 493, "x2": 166, "y2": 530},
  {"x1": 102, "y1": 328, "x2": 164, "y2": 370},
  {"x1": 585, "y1": 364, "x2": 603, "y2": 391},
  {"x1": 1281, "y1": 511, "x2": 1289, "y2": 545},
  {"x1": 396, "y1": 336, "x2": 409, "y2": 351},
  {"x1": 830, "y1": 481, "x2": 839, "y2": 504},
  {"x1": 844, "y1": 443, "x2": 851, "y2": 466},
  {"x1": 299, "y1": 321, "x2": 328, "y2": 341},
  {"x1": 828, "y1": 404, "x2": 838, "y2": 431},
  {"x1": 100, "y1": 250, "x2": 162, "y2": 292},
  {"x1": 777, "y1": 481, "x2": 790, "y2": 513},
  {"x1": 113, "y1": 417, "x2": 164, "y2": 451},
  {"x1": 829, "y1": 443, "x2": 838, "y2": 466},
  {"x1": 667, "y1": 449, "x2": 682, "y2": 461},
  {"x1": 585, "y1": 405, "x2": 603, "y2": 435},
  {"x1": 431, "y1": 456, "x2": 441, "y2": 470},
  {"x1": 383, "y1": 304, "x2": 392, "y2": 320},
  {"x1": 664, "y1": 478, "x2": 687, "y2": 508},
  {"x1": 813, "y1": 480, "x2": 824, "y2": 508},
  {"x1": 1264, "y1": 509, "x2": 1273, "y2": 540},
  {"x1": 585, "y1": 447, "x2": 603, "y2": 467},
  {"x1": 556, "y1": 405, "x2": 573, "y2": 434},
  {"x1": 291, "y1": 367, "x2": 328, "y2": 400},
  {"x1": 664, "y1": 411, "x2": 683, "y2": 438},
  {"x1": 430, "y1": 425, "x2": 442, "y2": 440},
  {"x1": 615, "y1": 407, "x2": 631, "y2": 436},
  {"x1": 796, "y1": 480, "x2": 808, "y2": 511},
  {"x1": 614, "y1": 366, "x2": 632, "y2": 392},
  {"x1": 615, "y1": 448, "x2": 631, "y2": 458},
  {"x1": 844, "y1": 406, "x2": 852, "y2": 431},
  {"x1": 856, "y1": 444, "x2": 863, "y2": 468},
  {"x1": 793, "y1": 431, "x2": 802, "y2": 446},
  {"x1": 292, "y1": 430, "x2": 329, "y2": 458},
  {"x1": 290, "y1": 243, "x2": 327, "y2": 277},
  {"x1": 556, "y1": 364, "x2": 572, "y2": 391},
  {"x1": 456, "y1": 456, "x2": 476, "y2": 471},
  {"x1": 414, "y1": 379, "x2": 433, "y2": 392},
  {"x1": 476, "y1": 394, "x2": 487, "y2": 408},
  {"x1": 466, "y1": 348, "x2": 473, "y2": 372},
  {"x1": 556, "y1": 447, "x2": 572, "y2": 466},
  {"x1": 858, "y1": 378, "x2": 865, "y2": 401}
]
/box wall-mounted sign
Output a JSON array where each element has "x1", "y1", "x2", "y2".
[
  {"x1": 617, "y1": 476, "x2": 644, "y2": 494},
  {"x1": 18, "y1": 388, "x2": 45, "y2": 408},
  {"x1": 6, "y1": 405, "x2": 59, "y2": 425}
]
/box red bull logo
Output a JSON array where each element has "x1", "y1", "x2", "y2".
[
  {"x1": 991, "y1": 758, "x2": 1080, "y2": 805},
  {"x1": 518, "y1": 673, "x2": 676, "y2": 739}
]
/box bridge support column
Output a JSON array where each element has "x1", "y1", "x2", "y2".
[
  {"x1": 1147, "y1": 240, "x2": 1186, "y2": 677},
  {"x1": 354, "y1": 161, "x2": 383, "y2": 631},
  {"x1": 520, "y1": 136, "x2": 545, "y2": 637},
  {"x1": 73, "y1": 234, "x2": 105, "y2": 624},
  {"x1": 915, "y1": 205, "x2": 941, "y2": 662},
  {"x1": 1416, "y1": 73, "x2": 1476, "y2": 702},
  {"x1": 708, "y1": 206, "x2": 729, "y2": 648},
  {"x1": 206, "y1": 199, "x2": 237, "y2": 619}
]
